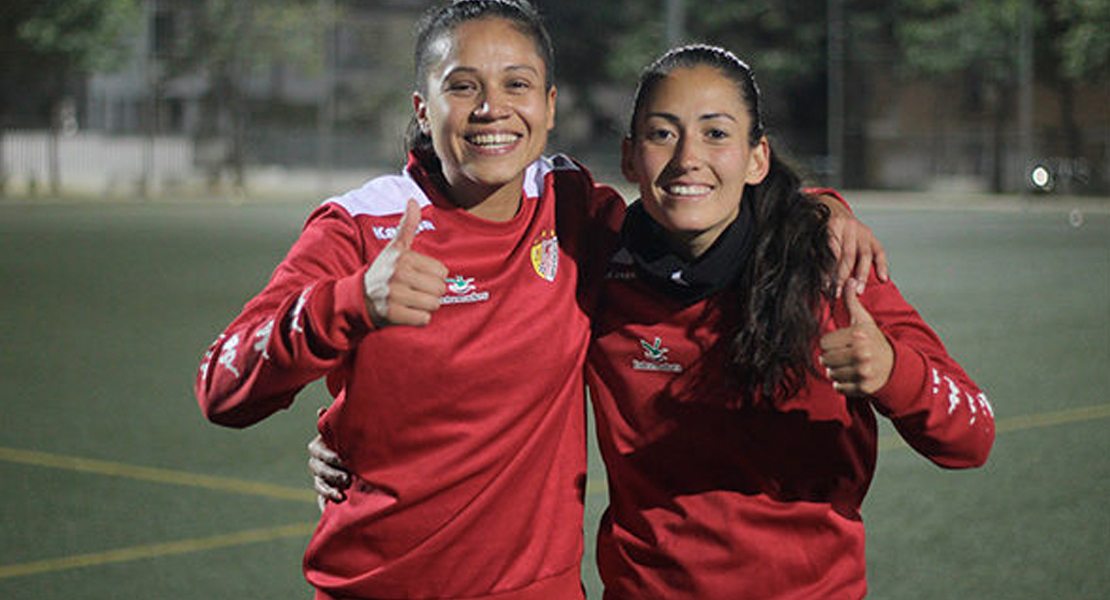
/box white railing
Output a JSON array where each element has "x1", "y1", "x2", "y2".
[{"x1": 0, "y1": 131, "x2": 196, "y2": 196}]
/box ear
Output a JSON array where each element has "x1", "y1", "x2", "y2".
[
  {"x1": 620, "y1": 137, "x2": 638, "y2": 184},
  {"x1": 745, "y1": 136, "x2": 771, "y2": 185},
  {"x1": 545, "y1": 85, "x2": 557, "y2": 131},
  {"x1": 413, "y1": 92, "x2": 430, "y2": 134}
]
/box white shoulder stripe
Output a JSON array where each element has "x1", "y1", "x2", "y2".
[
  {"x1": 328, "y1": 154, "x2": 578, "y2": 215},
  {"x1": 322, "y1": 172, "x2": 431, "y2": 218},
  {"x1": 525, "y1": 154, "x2": 580, "y2": 198},
  {"x1": 547, "y1": 153, "x2": 581, "y2": 172}
]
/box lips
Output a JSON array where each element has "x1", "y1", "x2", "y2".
[
  {"x1": 663, "y1": 183, "x2": 713, "y2": 197},
  {"x1": 466, "y1": 132, "x2": 521, "y2": 152}
]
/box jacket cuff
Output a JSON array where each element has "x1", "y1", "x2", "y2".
[
  {"x1": 872, "y1": 338, "x2": 928, "y2": 416},
  {"x1": 336, "y1": 265, "x2": 375, "y2": 333}
]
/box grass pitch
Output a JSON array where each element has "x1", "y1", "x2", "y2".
[{"x1": 1, "y1": 193, "x2": 1107, "y2": 599}]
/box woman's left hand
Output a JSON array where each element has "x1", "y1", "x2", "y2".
[
  {"x1": 309, "y1": 433, "x2": 351, "y2": 511},
  {"x1": 818, "y1": 194, "x2": 889, "y2": 295},
  {"x1": 819, "y1": 279, "x2": 894, "y2": 397}
]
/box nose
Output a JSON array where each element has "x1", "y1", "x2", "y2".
[
  {"x1": 672, "y1": 135, "x2": 704, "y2": 171},
  {"x1": 472, "y1": 90, "x2": 509, "y2": 120}
]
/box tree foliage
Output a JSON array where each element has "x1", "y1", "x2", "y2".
[
  {"x1": 7, "y1": 0, "x2": 141, "y2": 73},
  {"x1": 895, "y1": 0, "x2": 1028, "y2": 84},
  {"x1": 1053, "y1": 0, "x2": 1110, "y2": 80},
  {"x1": 157, "y1": 0, "x2": 334, "y2": 79},
  {"x1": 539, "y1": 0, "x2": 847, "y2": 156},
  {"x1": 895, "y1": 0, "x2": 1109, "y2": 83},
  {"x1": 151, "y1": 0, "x2": 339, "y2": 186},
  {"x1": 0, "y1": 0, "x2": 141, "y2": 123}
]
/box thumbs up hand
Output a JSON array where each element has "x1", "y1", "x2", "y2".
[
  {"x1": 818, "y1": 278, "x2": 894, "y2": 396},
  {"x1": 363, "y1": 199, "x2": 448, "y2": 328}
]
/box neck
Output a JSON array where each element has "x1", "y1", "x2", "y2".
[
  {"x1": 666, "y1": 229, "x2": 719, "y2": 262},
  {"x1": 437, "y1": 173, "x2": 524, "y2": 223}
]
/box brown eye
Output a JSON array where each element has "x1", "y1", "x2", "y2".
[{"x1": 446, "y1": 80, "x2": 477, "y2": 94}]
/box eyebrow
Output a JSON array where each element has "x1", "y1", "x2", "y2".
[
  {"x1": 644, "y1": 112, "x2": 739, "y2": 124},
  {"x1": 442, "y1": 64, "x2": 542, "y2": 79}
]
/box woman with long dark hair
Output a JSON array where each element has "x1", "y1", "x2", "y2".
[{"x1": 587, "y1": 44, "x2": 993, "y2": 599}]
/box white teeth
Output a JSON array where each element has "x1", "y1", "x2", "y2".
[
  {"x1": 666, "y1": 184, "x2": 711, "y2": 196},
  {"x1": 469, "y1": 133, "x2": 518, "y2": 147}
]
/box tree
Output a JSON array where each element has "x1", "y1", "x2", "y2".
[
  {"x1": 1053, "y1": 0, "x2": 1110, "y2": 81},
  {"x1": 154, "y1": 0, "x2": 337, "y2": 189},
  {"x1": 0, "y1": 0, "x2": 141, "y2": 194},
  {"x1": 1044, "y1": 0, "x2": 1110, "y2": 190},
  {"x1": 682, "y1": 0, "x2": 834, "y2": 158},
  {"x1": 539, "y1": 0, "x2": 853, "y2": 171},
  {"x1": 0, "y1": 0, "x2": 140, "y2": 124},
  {"x1": 894, "y1": 0, "x2": 1033, "y2": 192},
  {"x1": 894, "y1": 0, "x2": 1109, "y2": 191}
]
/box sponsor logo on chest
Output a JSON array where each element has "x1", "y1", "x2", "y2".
[
  {"x1": 442, "y1": 275, "x2": 490, "y2": 305},
  {"x1": 632, "y1": 337, "x2": 684, "y2": 373}
]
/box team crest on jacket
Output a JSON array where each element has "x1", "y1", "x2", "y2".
[{"x1": 530, "y1": 230, "x2": 559, "y2": 282}]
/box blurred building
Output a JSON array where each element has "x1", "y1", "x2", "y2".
[
  {"x1": 84, "y1": 0, "x2": 434, "y2": 172},
  {"x1": 3, "y1": 0, "x2": 1107, "y2": 196}
]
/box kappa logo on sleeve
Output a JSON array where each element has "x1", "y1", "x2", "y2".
[
  {"x1": 218, "y1": 333, "x2": 242, "y2": 378},
  {"x1": 373, "y1": 220, "x2": 435, "y2": 240}
]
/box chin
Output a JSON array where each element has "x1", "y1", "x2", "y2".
[
  {"x1": 467, "y1": 165, "x2": 526, "y2": 187},
  {"x1": 652, "y1": 207, "x2": 710, "y2": 232}
]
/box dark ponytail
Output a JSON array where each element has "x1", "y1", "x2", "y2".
[{"x1": 731, "y1": 151, "x2": 835, "y2": 403}]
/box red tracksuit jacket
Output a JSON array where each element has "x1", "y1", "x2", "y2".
[
  {"x1": 196, "y1": 152, "x2": 623, "y2": 600},
  {"x1": 585, "y1": 196, "x2": 994, "y2": 600}
]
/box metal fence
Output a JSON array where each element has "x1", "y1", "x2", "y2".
[
  {"x1": 1, "y1": 131, "x2": 193, "y2": 197},
  {"x1": 2, "y1": 124, "x2": 1106, "y2": 200},
  {"x1": 0, "y1": 129, "x2": 398, "y2": 200}
]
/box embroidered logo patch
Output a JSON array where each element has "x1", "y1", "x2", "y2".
[
  {"x1": 632, "y1": 337, "x2": 683, "y2": 373},
  {"x1": 442, "y1": 275, "x2": 490, "y2": 305},
  {"x1": 530, "y1": 230, "x2": 559, "y2": 282},
  {"x1": 605, "y1": 248, "x2": 636, "y2": 280}
]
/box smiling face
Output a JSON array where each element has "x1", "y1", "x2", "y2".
[
  {"x1": 622, "y1": 65, "x2": 769, "y2": 259},
  {"x1": 414, "y1": 17, "x2": 556, "y2": 214}
]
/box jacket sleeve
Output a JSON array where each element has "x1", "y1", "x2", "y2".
[
  {"x1": 842, "y1": 276, "x2": 995, "y2": 468},
  {"x1": 804, "y1": 187, "x2": 852, "y2": 214},
  {"x1": 195, "y1": 204, "x2": 375, "y2": 428}
]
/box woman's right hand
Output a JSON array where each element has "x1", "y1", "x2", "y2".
[
  {"x1": 363, "y1": 199, "x2": 448, "y2": 328},
  {"x1": 308, "y1": 433, "x2": 352, "y2": 512}
]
